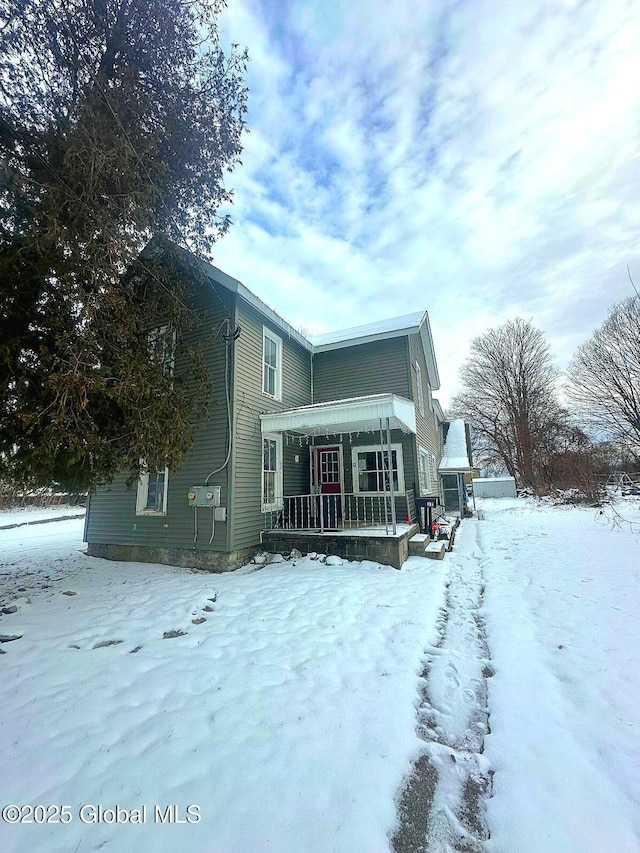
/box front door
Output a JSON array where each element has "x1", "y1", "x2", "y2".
[
  {"x1": 315, "y1": 446, "x2": 342, "y2": 529},
  {"x1": 316, "y1": 446, "x2": 341, "y2": 494}
]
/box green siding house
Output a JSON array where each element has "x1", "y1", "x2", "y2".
[{"x1": 85, "y1": 246, "x2": 451, "y2": 571}]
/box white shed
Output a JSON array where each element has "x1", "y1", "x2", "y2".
[{"x1": 471, "y1": 477, "x2": 517, "y2": 498}]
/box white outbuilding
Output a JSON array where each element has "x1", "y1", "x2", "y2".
[{"x1": 471, "y1": 477, "x2": 517, "y2": 499}]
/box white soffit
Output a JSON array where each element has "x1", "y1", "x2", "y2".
[{"x1": 260, "y1": 394, "x2": 417, "y2": 437}]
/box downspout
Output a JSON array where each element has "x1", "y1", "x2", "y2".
[
  {"x1": 310, "y1": 347, "x2": 314, "y2": 405},
  {"x1": 205, "y1": 319, "x2": 234, "y2": 484}
]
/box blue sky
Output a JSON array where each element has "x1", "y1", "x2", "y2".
[{"x1": 213, "y1": 0, "x2": 640, "y2": 406}]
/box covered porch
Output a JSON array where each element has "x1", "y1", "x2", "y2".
[{"x1": 260, "y1": 394, "x2": 418, "y2": 544}]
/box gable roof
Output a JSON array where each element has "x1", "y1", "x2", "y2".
[
  {"x1": 145, "y1": 238, "x2": 312, "y2": 351},
  {"x1": 147, "y1": 239, "x2": 440, "y2": 388},
  {"x1": 310, "y1": 311, "x2": 441, "y2": 391},
  {"x1": 310, "y1": 311, "x2": 424, "y2": 348}
]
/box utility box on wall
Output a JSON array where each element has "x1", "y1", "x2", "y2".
[{"x1": 188, "y1": 486, "x2": 221, "y2": 507}]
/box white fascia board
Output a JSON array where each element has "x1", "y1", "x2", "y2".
[
  {"x1": 418, "y1": 312, "x2": 441, "y2": 391},
  {"x1": 235, "y1": 286, "x2": 312, "y2": 351},
  {"x1": 191, "y1": 255, "x2": 312, "y2": 351},
  {"x1": 309, "y1": 311, "x2": 425, "y2": 348},
  {"x1": 311, "y1": 326, "x2": 421, "y2": 353},
  {"x1": 260, "y1": 394, "x2": 417, "y2": 436},
  {"x1": 431, "y1": 397, "x2": 445, "y2": 422},
  {"x1": 438, "y1": 460, "x2": 473, "y2": 472}
]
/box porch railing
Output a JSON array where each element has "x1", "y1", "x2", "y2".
[{"x1": 262, "y1": 492, "x2": 398, "y2": 534}]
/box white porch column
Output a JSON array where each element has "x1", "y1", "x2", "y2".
[{"x1": 386, "y1": 417, "x2": 397, "y2": 534}]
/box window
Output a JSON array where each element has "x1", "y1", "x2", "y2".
[
  {"x1": 352, "y1": 444, "x2": 405, "y2": 495},
  {"x1": 414, "y1": 362, "x2": 425, "y2": 416},
  {"x1": 136, "y1": 467, "x2": 169, "y2": 515},
  {"x1": 262, "y1": 327, "x2": 282, "y2": 399},
  {"x1": 148, "y1": 325, "x2": 176, "y2": 376},
  {"x1": 418, "y1": 447, "x2": 431, "y2": 495},
  {"x1": 262, "y1": 433, "x2": 283, "y2": 511}
]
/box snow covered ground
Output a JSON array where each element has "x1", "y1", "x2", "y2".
[
  {"x1": 474, "y1": 497, "x2": 640, "y2": 853},
  {"x1": 1, "y1": 498, "x2": 639, "y2": 852},
  {"x1": 0, "y1": 505, "x2": 85, "y2": 528}
]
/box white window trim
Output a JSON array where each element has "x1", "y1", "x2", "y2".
[
  {"x1": 261, "y1": 432, "x2": 283, "y2": 512},
  {"x1": 262, "y1": 326, "x2": 283, "y2": 401},
  {"x1": 136, "y1": 466, "x2": 169, "y2": 515},
  {"x1": 415, "y1": 362, "x2": 425, "y2": 416},
  {"x1": 418, "y1": 446, "x2": 431, "y2": 495},
  {"x1": 351, "y1": 443, "x2": 405, "y2": 496}
]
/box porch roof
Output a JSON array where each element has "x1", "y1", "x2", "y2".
[{"x1": 260, "y1": 394, "x2": 417, "y2": 437}]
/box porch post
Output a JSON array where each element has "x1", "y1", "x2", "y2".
[
  {"x1": 379, "y1": 418, "x2": 389, "y2": 535},
  {"x1": 386, "y1": 417, "x2": 397, "y2": 534}
]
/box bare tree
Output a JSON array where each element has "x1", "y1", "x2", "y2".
[
  {"x1": 450, "y1": 318, "x2": 563, "y2": 487},
  {"x1": 567, "y1": 295, "x2": 640, "y2": 463}
]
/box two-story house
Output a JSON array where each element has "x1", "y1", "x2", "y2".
[{"x1": 85, "y1": 244, "x2": 464, "y2": 570}]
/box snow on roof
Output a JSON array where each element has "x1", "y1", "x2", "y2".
[
  {"x1": 309, "y1": 311, "x2": 425, "y2": 349},
  {"x1": 439, "y1": 419, "x2": 472, "y2": 471}
]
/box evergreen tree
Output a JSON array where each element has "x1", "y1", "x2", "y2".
[{"x1": 0, "y1": 0, "x2": 247, "y2": 489}]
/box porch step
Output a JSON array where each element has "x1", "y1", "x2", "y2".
[
  {"x1": 425, "y1": 541, "x2": 447, "y2": 560},
  {"x1": 409, "y1": 533, "x2": 429, "y2": 557}
]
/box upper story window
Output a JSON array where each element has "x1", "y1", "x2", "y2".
[
  {"x1": 414, "y1": 362, "x2": 425, "y2": 416},
  {"x1": 136, "y1": 466, "x2": 169, "y2": 515},
  {"x1": 148, "y1": 325, "x2": 176, "y2": 376},
  {"x1": 262, "y1": 327, "x2": 282, "y2": 400}
]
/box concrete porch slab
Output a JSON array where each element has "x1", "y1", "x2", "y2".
[{"x1": 261, "y1": 524, "x2": 419, "y2": 570}]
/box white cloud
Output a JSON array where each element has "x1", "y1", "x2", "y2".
[{"x1": 214, "y1": 0, "x2": 640, "y2": 407}]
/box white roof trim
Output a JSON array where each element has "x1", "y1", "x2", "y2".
[
  {"x1": 310, "y1": 310, "x2": 440, "y2": 391},
  {"x1": 148, "y1": 241, "x2": 440, "y2": 380},
  {"x1": 310, "y1": 311, "x2": 424, "y2": 349},
  {"x1": 260, "y1": 394, "x2": 417, "y2": 437}
]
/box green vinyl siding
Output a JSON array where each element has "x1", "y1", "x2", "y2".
[
  {"x1": 312, "y1": 337, "x2": 410, "y2": 403},
  {"x1": 85, "y1": 282, "x2": 235, "y2": 552},
  {"x1": 408, "y1": 333, "x2": 442, "y2": 496},
  {"x1": 229, "y1": 298, "x2": 312, "y2": 551}
]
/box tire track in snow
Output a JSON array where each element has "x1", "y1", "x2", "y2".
[{"x1": 392, "y1": 522, "x2": 493, "y2": 853}]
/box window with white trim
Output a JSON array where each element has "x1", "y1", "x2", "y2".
[
  {"x1": 136, "y1": 467, "x2": 169, "y2": 515},
  {"x1": 148, "y1": 325, "x2": 176, "y2": 376},
  {"x1": 352, "y1": 444, "x2": 405, "y2": 495},
  {"x1": 418, "y1": 447, "x2": 431, "y2": 495},
  {"x1": 415, "y1": 362, "x2": 425, "y2": 416},
  {"x1": 262, "y1": 327, "x2": 282, "y2": 399},
  {"x1": 262, "y1": 433, "x2": 283, "y2": 511}
]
